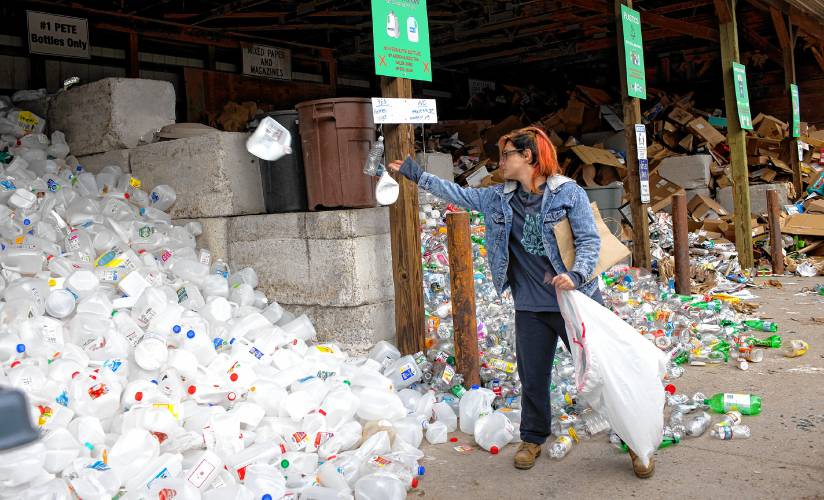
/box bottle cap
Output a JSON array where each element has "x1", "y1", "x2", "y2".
[
  {"x1": 471, "y1": 384, "x2": 480, "y2": 390},
  {"x1": 135, "y1": 391, "x2": 143, "y2": 401},
  {"x1": 418, "y1": 466, "x2": 425, "y2": 475},
  {"x1": 230, "y1": 373, "x2": 239, "y2": 382},
  {"x1": 489, "y1": 446, "x2": 499, "y2": 454},
  {"x1": 16, "y1": 344, "x2": 25, "y2": 353},
  {"x1": 664, "y1": 384, "x2": 676, "y2": 395},
  {"x1": 186, "y1": 330, "x2": 195, "y2": 339},
  {"x1": 411, "y1": 478, "x2": 419, "y2": 488},
  {"x1": 187, "y1": 385, "x2": 196, "y2": 395},
  {"x1": 262, "y1": 495, "x2": 272, "y2": 500},
  {"x1": 172, "y1": 325, "x2": 181, "y2": 333},
  {"x1": 280, "y1": 459, "x2": 289, "y2": 469}
]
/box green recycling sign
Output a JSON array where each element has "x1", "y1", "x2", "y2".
[
  {"x1": 791, "y1": 84, "x2": 800, "y2": 138},
  {"x1": 732, "y1": 62, "x2": 753, "y2": 130},
  {"x1": 620, "y1": 5, "x2": 646, "y2": 100},
  {"x1": 371, "y1": 0, "x2": 432, "y2": 82}
]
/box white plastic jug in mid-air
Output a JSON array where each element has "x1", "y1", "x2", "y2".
[{"x1": 246, "y1": 117, "x2": 292, "y2": 161}]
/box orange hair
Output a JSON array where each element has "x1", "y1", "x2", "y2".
[{"x1": 498, "y1": 126, "x2": 561, "y2": 193}]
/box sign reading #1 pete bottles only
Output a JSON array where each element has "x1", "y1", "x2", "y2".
[
  {"x1": 26, "y1": 11, "x2": 89, "y2": 59},
  {"x1": 620, "y1": 5, "x2": 646, "y2": 99},
  {"x1": 371, "y1": 0, "x2": 432, "y2": 82}
]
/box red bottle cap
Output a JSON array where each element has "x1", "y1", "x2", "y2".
[
  {"x1": 187, "y1": 385, "x2": 196, "y2": 395},
  {"x1": 665, "y1": 384, "x2": 676, "y2": 395},
  {"x1": 450, "y1": 437, "x2": 458, "y2": 442},
  {"x1": 490, "y1": 446, "x2": 499, "y2": 455},
  {"x1": 135, "y1": 391, "x2": 143, "y2": 401},
  {"x1": 411, "y1": 478, "x2": 419, "y2": 488},
  {"x1": 230, "y1": 373, "x2": 238, "y2": 382}
]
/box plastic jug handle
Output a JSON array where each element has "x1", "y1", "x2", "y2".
[{"x1": 313, "y1": 103, "x2": 336, "y2": 120}]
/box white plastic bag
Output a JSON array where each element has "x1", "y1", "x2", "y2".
[{"x1": 558, "y1": 290, "x2": 667, "y2": 467}]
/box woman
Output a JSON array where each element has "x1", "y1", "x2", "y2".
[{"x1": 388, "y1": 127, "x2": 653, "y2": 478}]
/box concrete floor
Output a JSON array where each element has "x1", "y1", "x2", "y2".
[{"x1": 414, "y1": 276, "x2": 824, "y2": 500}]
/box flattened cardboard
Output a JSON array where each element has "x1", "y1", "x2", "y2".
[
  {"x1": 554, "y1": 203, "x2": 631, "y2": 278},
  {"x1": 781, "y1": 214, "x2": 824, "y2": 237},
  {"x1": 569, "y1": 145, "x2": 625, "y2": 170},
  {"x1": 687, "y1": 117, "x2": 726, "y2": 147}
]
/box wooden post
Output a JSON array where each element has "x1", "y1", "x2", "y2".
[
  {"x1": 771, "y1": 7, "x2": 802, "y2": 195},
  {"x1": 206, "y1": 45, "x2": 217, "y2": 71},
  {"x1": 671, "y1": 193, "x2": 691, "y2": 295},
  {"x1": 717, "y1": 0, "x2": 754, "y2": 271},
  {"x1": 615, "y1": 0, "x2": 651, "y2": 269},
  {"x1": 127, "y1": 32, "x2": 139, "y2": 78},
  {"x1": 766, "y1": 189, "x2": 785, "y2": 275},
  {"x1": 445, "y1": 212, "x2": 480, "y2": 388},
  {"x1": 382, "y1": 77, "x2": 426, "y2": 356}
]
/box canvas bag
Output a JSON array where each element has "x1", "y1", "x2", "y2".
[{"x1": 553, "y1": 202, "x2": 630, "y2": 281}]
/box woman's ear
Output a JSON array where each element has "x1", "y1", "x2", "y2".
[{"x1": 523, "y1": 149, "x2": 534, "y2": 165}]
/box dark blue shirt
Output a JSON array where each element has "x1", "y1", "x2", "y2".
[{"x1": 507, "y1": 183, "x2": 560, "y2": 312}]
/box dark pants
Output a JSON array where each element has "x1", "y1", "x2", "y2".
[{"x1": 515, "y1": 310, "x2": 570, "y2": 444}]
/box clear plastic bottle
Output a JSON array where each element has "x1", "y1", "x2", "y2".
[
  {"x1": 548, "y1": 435, "x2": 574, "y2": 459},
  {"x1": 710, "y1": 424, "x2": 751, "y2": 440}
]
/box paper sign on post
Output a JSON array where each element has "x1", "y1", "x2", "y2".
[
  {"x1": 242, "y1": 44, "x2": 291, "y2": 81},
  {"x1": 635, "y1": 124, "x2": 650, "y2": 204},
  {"x1": 791, "y1": 84, "x2": 801, "y2": 138},
  {"x1": 372, "y1": 98, "x2": 438, "y2": 124}
]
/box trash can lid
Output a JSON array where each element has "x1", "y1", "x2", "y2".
[{"x1": 0, "y1": 389, "x2": 40, "y2": 451}]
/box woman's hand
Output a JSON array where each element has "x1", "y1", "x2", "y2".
[
  {"x1": 551, "y1": 273, "x2": 576, "y2": 291},
  {"x1": 387, "y1": 160, "x2": 404, "y2": 173}
]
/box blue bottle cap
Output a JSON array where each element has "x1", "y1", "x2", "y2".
[
  {"x1": 16, "y1": 344, "x2": 25, "y2": 353},
  {"x1": 186, "y1": 330, "x2": 195, "y2": 339},
  {"x1": 229, "y1": 337, "x2": 236, "y2": 344},
  {"x1": 418, "y1": 465, "x2": 425, "y2": 475},
  {"x1": 139, "y1": 207, "x2": 146, "y2": 215},
  {"x1": 262, "y1": 495, "x2": 272, "y2": 500},
  {"x1": 151, "y1": 379, "x2": 158, "y2": 384},
  {"x1": 172, "y1": 325, "x2": 181, "y2": 333},
  {"x1": 471, "y1": 384, "x2": 480, "y2": 390},
  {"x1": 23, "y1": 218, "x2": 30, "y2": 225}
]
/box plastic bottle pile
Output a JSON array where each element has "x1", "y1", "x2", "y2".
[
  {"x1": 648, "y1": 212, "x2": 749, "y2": 293},
  {"x1": 0, "y1": 115, "x2": 436, "y2": 499},
  {"x1": 416, "y1": 197, "x2": 811, "y2": 459}
]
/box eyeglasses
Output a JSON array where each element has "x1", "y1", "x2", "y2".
[{"x1": 501, "y1": 148, "x2": 524, "y2": 160}]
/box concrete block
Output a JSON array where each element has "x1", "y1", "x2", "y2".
[
  {"x1": 77, "y1": 149, "x2": 131, "y2": 174},
  {"x1": 229, "y1": 232, "x2": 394, "y2": 307},
  {"x1": 173, "y1": 217, "x2": 230, "y2": 262},
  {"x1": 131, "y1": 132, "x2": 265, "y2": 219},
  {"x1": 49, "y1": 78, "x2": 175, "y2": 156},
  {"x1": 417, "y1": 152, "x2": 454, "y2": 182},
  {"x1": 657, "y1": 155, "x2": 712, "y2": 189},
  {"x1": 717, "y1": 183, "x2": 791, "y2": 216},
  {"x1": 304, "y1": 207, "x2": 389, "y2": 239},
  {"x1": 281, "y1": 300, "x2": 395, "y2": 354}
]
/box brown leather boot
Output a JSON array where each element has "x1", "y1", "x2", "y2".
[
  {"x1": 627, "y1": 448, "x2": 655, "y2": 479},
  {"x1": 514, "y1": 442, "x2": 542, "y2": 470}
]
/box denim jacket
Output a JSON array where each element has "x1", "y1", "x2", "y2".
[{"x1": 409, "y1": 160, "x2": 601, "y2": 299}]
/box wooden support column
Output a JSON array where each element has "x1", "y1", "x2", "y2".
[
  {"x1": 206, "y1": 45, "x2": 217, "y2": 71},
  {"x1": 127, "y1": 32, "x2": 139, "y2": 78},
  {"x1": 771, "y1": 7, "x2": 801, "y2": 195},
  {"x1": 615, "y1": 0, "x2": 651, "y2": 269},
  {"x1": 671, "y1": 193, "x2": 691, "y2": 294},
  {"x1": 766, "y1": 189, "x2": 785, "y2": 275},
  {"x1": 446, "y1": 212, "x2": 480, "y2": 387},
  {"x1": 382, "y1": 77, "x2": 426, "y2": 355},
  {"x1": 717, "y1": 0, "x2": 754, "y2": 271}
]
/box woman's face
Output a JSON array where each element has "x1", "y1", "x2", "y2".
[{"x1": 498, "y1": 140, "x2": 533, "y2": 180}]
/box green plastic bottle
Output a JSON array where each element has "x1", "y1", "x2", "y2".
[
  {"x1": 673, "y1": 352, "x2": 689, "y2": 365},
  {"x1": 687, "y1": 300, "x2": 722, "y2": 312},
  {"x1": 743, "y1": 320, "x2": 778, "y2": 333},
  {"x1": 748, "y1": 334, "x2": 782, "y2": 348},
  {"x1": 620, "y1": 435, "x2": 679, "y2": 453},
  {"x1": 703, "y1": 393, "x2": 762, "y2": 415}
]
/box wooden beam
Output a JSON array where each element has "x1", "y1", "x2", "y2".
[
  {"x1": 615, "y1": 0, "x2": 651, "y2": 269},
  {"x1": 672, "y1": 194, "x2": 691, "y2": 294},
  {"x1": 811, "y1": 45, "x2": 824, "y2": 73},
  {"x1": 740, "y1": 22, "x2": 784, "y2": 62},
  {"x1": 656, "y1": 0, "x2": 713, "y2": 14},
  {"x1": 127, "y1": 31, "x2": 139, "y2": 78},
  {"x1": 446, "y1": 212, "x2": 480, "y2": 388},
  {"x1": 715, "y1": 0, "x2": 733, "y2": 24},
  {"x1": 770, "y1": 6, "x2": 792, "y2": 50},
  {"x1": 382, "y1": 77, "x2": 425, "y2": 356},
  {"x1": 641, "y1": 12, "x2": 720, "y2": 41},
  {"x1": 718, "y1": 0, "x2": 755, "y2": 271}
]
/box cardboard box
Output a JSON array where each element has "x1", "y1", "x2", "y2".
[
  {"x1": 687, "y1": 193, "x2": 729, "y2": 221},
  {"x1": 569, "y1": 145, "x2": 625, "y2": 169},
  {"x1": 803, "y1": 199, "x2": 824, "y2": 214},
  {"x1": 416, "y1": 152, "x2": 454, "y2": 182},
  {"x1": 687, "y1": 117, "x2": 726, "y2": 147},
  {"x1": 781, "y1": 214, "x2": 824, "y2": 237},
  {"x1": 431, "y1": 120, "x2": 492, "y2": 144},
  {"x1": 649, "y1": 171, "x2": 686, "y2": 212},
  {"x1": 668, "y1": 107, "x2": 694, "y2": 126},
  {"x1": 754, "y1": 114, "x2": 788, "y2": 141},
  {"x1": 656, "y1": 154, "x2": 713, "y2": 189}
]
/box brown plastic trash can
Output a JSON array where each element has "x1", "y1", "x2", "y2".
[{"x1": 296, "y1": 98, "x2": 378, "y2": 210}]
